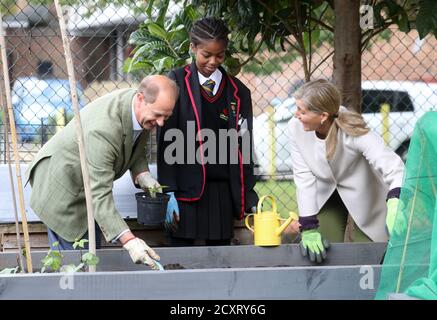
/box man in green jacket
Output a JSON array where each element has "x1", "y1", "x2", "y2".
[{"x1": 26, "y1": 75, "x2": 179, "y2": 269}]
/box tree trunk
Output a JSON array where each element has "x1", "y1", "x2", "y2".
[
  {"x1": 333, "y1": 0, "x2": 362, "y2": 113},
  {"x1": 332, "y1": 1, "x2": 362, "y2": 241}
]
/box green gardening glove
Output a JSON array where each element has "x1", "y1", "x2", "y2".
[
  {"x1": 386, "y1": 198, "x2": 404, "y2": 235},
  {"x1": 300, "y1": 229, "x2": 330, "y2": 263}
]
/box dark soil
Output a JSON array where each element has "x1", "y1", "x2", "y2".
[{"x1": 163, "y1": 263, "x2": 185, "y2": 270}]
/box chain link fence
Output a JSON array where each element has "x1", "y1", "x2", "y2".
[{"x1": 0, "y1": 2, "x2": 436, "y2": 216}]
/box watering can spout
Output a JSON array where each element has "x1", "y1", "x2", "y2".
[{"x1": 275, "y1": 212, "x2": 299, "y2": 236}]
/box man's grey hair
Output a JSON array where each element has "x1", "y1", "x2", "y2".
[{"x1": 138, "y1": 75, "x2": 179, "y2": 104}]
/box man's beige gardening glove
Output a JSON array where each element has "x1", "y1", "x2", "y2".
[
  {"x1": 136, "y1": 171, "x2": 162, "y2": 197},
  {"x1": 123, "y1": 238, "x2": 161, "y2": 270}
]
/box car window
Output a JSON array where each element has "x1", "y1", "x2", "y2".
[
  {"x1": 12, "y1": 77, "x2": 86, "y2": 127},
  {"x1": 362, "y1": 89, "x2": 414, "y2": 113},
  {"x1": 13, "y1": 78, "x2": 85, "y2": 108},
  {"x1": 396, "y1": 91, "x2": 415, "y2": 112}
]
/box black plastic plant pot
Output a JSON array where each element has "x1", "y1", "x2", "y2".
[{"x1": 135, "y1": 192, "x2": 170, "y2": 226}]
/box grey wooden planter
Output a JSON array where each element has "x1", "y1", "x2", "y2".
[{"x1": 0, "y1": 243, "x2": 386, "y2": 300}]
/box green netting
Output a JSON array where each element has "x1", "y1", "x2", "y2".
[{"x1": 376, "y1": 111, "x2": 437, "y2": 300}]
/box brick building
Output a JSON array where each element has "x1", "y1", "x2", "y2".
[{"x1": 3, "y1": 3, "x2": 137, "y2": 89}]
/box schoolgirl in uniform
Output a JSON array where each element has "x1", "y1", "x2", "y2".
[{"x1": 157, "y1": 17, "x2": 258, "y2": 246}]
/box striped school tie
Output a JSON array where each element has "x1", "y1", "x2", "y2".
[{"x1": 202, "y1": 79, "x2": 215, "y2": 97}]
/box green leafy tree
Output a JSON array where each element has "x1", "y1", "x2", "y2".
[
  {"x1": 8, "y1": 1, "x2": 435, "y2": 78},
  {"x1": 124, "y1": 2, "x2": 197, "y2": 75},
  {"x1": 5, "y1": 0, "x2": 436, "y2": 110},
  {"x1": 126, "y1": 0, "x2": 436, "y2": 80}
]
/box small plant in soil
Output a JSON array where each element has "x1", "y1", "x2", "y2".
[
  {"x1": 0, "y1": 266, "x2": 20, "y2": 274},
  {"x1": 41, "y1": 239, "x2": 99, "y2": 273},
  {"x1": 0, "y1": 250, "x2": 26, "y2": 274},
  {"x1": 146, "y1": 185, "x2": 168, "y2": 198}
]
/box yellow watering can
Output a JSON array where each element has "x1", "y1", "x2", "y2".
[{"x1": 245, "y1": 195, "x2": 299, "y2": 246}]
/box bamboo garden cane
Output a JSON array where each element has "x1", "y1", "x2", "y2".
[
  {"x1": 0, "y1": 89, "x2": 24, "y2": 272},
  {"x1": 54, "y1": 0, "x2": 96, "y2": 272},
  {"x1": 0, "y1": 13, "x2": 33, "y2": 273}
]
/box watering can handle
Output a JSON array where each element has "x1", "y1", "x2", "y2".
[
  {"x1": 257, "y1": 195, "x2": 277, "y2": 214},
  {"x1": 245, "y1": 214, "x2": 255, "y2": 233}
]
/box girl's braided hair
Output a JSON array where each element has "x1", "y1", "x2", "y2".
[{"x1": 189, "y1": 17, "x2": 229, "y2": 47}]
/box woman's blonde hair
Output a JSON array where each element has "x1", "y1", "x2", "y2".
[{"x1": 294, "y1": 79, "x2": 369, "y2": 160}]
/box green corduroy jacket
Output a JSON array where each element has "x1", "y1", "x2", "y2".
[{"x1": 26, "y1": 89, "x2": 149, "y2": 242}]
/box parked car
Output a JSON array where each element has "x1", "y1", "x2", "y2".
[
  {"x1": 12, "y1": 77, "x2": 86, "y2": 142},
  {"x1": 253, "y1": 80, "x2": 437, "y2": 176}
]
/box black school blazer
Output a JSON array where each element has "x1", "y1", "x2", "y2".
[{"x1": 157, "y1": 62, "x2": 258, "y2": 219}]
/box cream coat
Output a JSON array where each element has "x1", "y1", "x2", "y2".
[{"x1": 288, "y1": 113, "x2": 404, "y2": 242}]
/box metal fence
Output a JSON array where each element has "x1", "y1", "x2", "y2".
[{"x1": 0, "y1": 2, "x2": 436, "y2": 216}]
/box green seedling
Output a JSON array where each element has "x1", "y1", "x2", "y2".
[
  {"x1": 40, "y1": 239, "x2": 99, "y2": 273},
  {"x1": 147, "y1": 185, "x2": 168, "y2": 198},
  {"x1": 0, "y1": 266, "x2": 20, "y2": 274}
]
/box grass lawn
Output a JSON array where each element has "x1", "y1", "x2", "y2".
[{"x1": 254, "y1": 179, "x2": 298, "y2": 218}]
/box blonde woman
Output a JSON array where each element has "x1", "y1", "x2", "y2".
[{"x1": 288, "y1": 79, "x2": 404, "y2": 263}]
